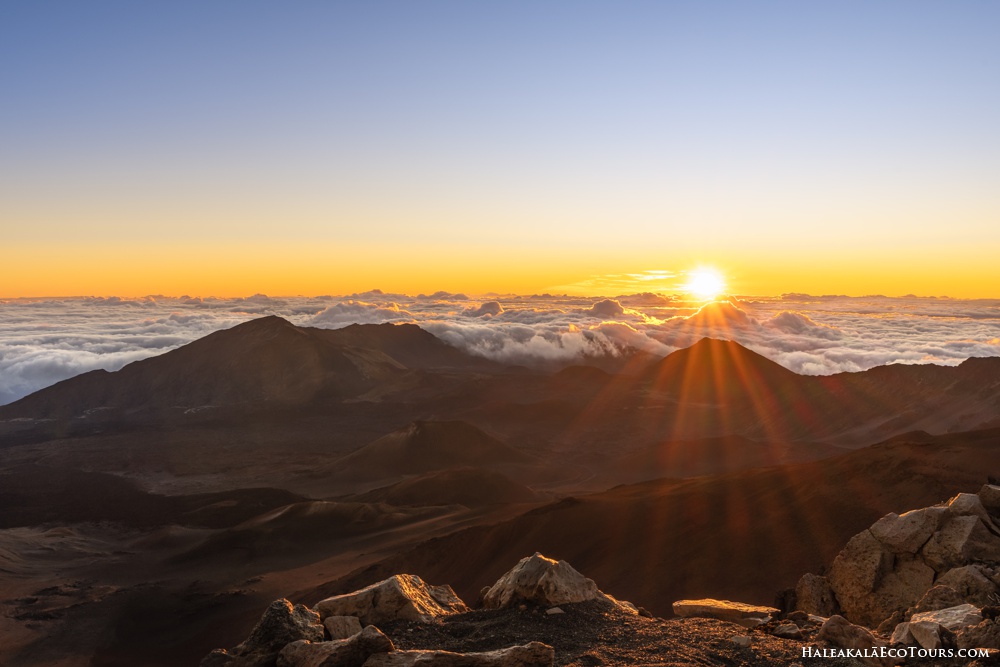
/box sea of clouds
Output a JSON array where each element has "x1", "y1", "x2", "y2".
[{"x1": 2, "y1": 291, "x2": 999, "y2": 406}]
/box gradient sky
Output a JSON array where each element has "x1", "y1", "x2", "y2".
[{"x1": 2, "y1": 1, "x2": 998, "y2": 298}]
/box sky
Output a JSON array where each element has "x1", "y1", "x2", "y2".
[
  {"x1": 2, "y1": 1, "x2": 999, "y2": 297},
  {"x1": 2, "y1": 292, "x2": 999, "y2": 405}
]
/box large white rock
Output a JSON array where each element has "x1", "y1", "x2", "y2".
[
  {"x1": 315, "y1": 575, "x2": 468, "y2": 625},
  {"x1": 361, "y1": 642, "x2": 554, "y2": 666},
  {"x1": 672, "y1": 599, "x2": 778, "y2": 626},
  {"x1": 278, "y1": 626, "x2": 393, "y2": 667},
  {"x1": 948, "y1": 494, "x2": 1000, "y2": 533},
  {"x1": 910, "y1": 604, "x2": 983, "y2": 632},
  {"x1": 870, "y1": 507, "x2": 946, "y2": 554},
  {"x1": 481, "y1": 553, "x2": 609, "y2": 609}
]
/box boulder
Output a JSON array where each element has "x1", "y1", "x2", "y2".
[
  {"x1": 922, "y1": 515, "x2": 1000, "y2": 572},
  {"x1": 201, "y1": 599, "x2": 325, "y2": 667},
  {"x1": 936, "y1": 565, "x2": 999, "y2": 606},
  {"x1": 890, "y1": 622, "x2": 914, "y2": 645},
  {"x1": 870, "y1": 507, "x2": 946, "y2": 554},
  {"x1": 978, "y1": 484, "x2": 1000, "y2": 518},
  {"x1": 277, "y1": 626, "x2": 393, "y2": 667},
  {"x1": 482, "y1": 553, "x2": 617, "y2": 610},
  {"x1": 908, "y1": 585, "x2": 965, "y2": 616},
  {"x1": 828, "y1": 530, "x2": 893, "y2": 626},
  {"x1": 795, "y1": 573, "x2": 838, "y2": 617},
  {"x1": 361, "y1": 642, "x2": 554, "y2": 667},
  {"x1": 908, "y1": 620, "x2": 956, "y2": 651},
  {"x1": 948, "y1": 493, "x2": 999, "y2": 531},
  {"x1": 314, "y1": 575, "x2": 468, "y2": 625},
  {"x1": 672, "y1": 599, "x2": 778, "y2": 627},
  {"x1": 871, "y1": 556, "x2": 936, "y2": 623},
  {"x1": 816, "y1": 615, "x2": 885, "y2": 651},
  {"x1": 910, "y1": 604, "x2": 983, "y2": 632},
  {"x1": 324, "y1": 616, "x2": 364, "y2": 640}
]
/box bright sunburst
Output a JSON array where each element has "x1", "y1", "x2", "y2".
[{"x1": 682, "y1": 267, "x2": 727, "y2": 300}]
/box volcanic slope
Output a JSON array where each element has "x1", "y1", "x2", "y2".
[{"x1": 316, "y1": 427, "x2": 1000, "y2": 619}]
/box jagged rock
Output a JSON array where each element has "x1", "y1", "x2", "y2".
[
  {"x1": 891, "y1": 622, "x2": 914, "y2": 645},
  {"x1": 816, "y1": 615, "x2": 885, "y2": 651},
  {"x1": 936, "y1": 565, "x2": 1000, "y2": 606},
  {"x1": 325, "y1": 616, "x2": 364, "y2": 640},
  {"x1": 978, "y1": 485, "x2": 1000, "y2": 518},
  {"x1": 870, "y1": 507, "x2": 946, "y2": 554},
  {"x1": 876, "y1": 611, "x2": 904, "y2": 636},
  {"x1": 315, "y1": 575, "x2": 468, "y2": 625},
  {"x1": 772, "y1": 623, "x2": 803, "y2": 639},
  {"x1": 908, "y1": 585, "x2": 965, "y2": 616},
  {"x1": 361, "y1": 642, "x2": 554, "y2": 666},
  {"x1": 922, "y1": 515, "x2": 1000, "y2": 572},
  {"x1": 482, "y1": 553, "x2": 625, "y2": 610},
  {"x1": 948, "y1": 493, "x2": 999, "y2": 530},
  {"x1": 911, "y1": 604, "x2": 983, "y2": 632},
  {"x1": 200, "y1": 599, "x2": 325, "y2": 667},
  {"x1": 795, "y1": 573, "x2": 839, "y2": 617},
  {"x1": 277, "y1": 626, "x2": 393, "y2": 667},
  {"x1": 872, "y1": 556, "x2": 935, "y2": 623},
  {"x1": 959, "y1": 619, "x2": 1000, "y2": 650},
  {"x1": 908, "y1": 620, "x2": 956, "y2": 651},
  {"x1": 828, "y1": 530, "x2": 893, "y2": 626},
  {"x1": 672, "y1": 599, "x2": 778, "y2": 626}
]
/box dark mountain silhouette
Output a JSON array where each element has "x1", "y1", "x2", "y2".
[{"x1": 0, "y1": 317, "x2": 511, "y2": 420}]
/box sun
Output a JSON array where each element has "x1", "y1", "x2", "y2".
[{"x1": 682, "y1": 267, "x2": 727, "y2": 301}]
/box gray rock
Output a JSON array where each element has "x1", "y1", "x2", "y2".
[
  {"x1": 324, "y1": 616, "x2": 363, "y2": 640},
  {"x1": 910, "y1": 604, "x2": 983, "y2": 632},
  {"x1": 795, "y1": 573, "x2": 839, "y2": 617},
  {"x1": 890, "y1": 622, "x2": 914, "y2": 646},
  {"x1": 816, "y1": 615, "x2": 885, "y2": 651},
  {"x1": 870, "y1": 507, "x2": 946, "y2": 554},
  {"x1": 361, "y1": 642, "x2": 554, "y2": 666},
  {"x1": 828, "y1": 530, "x2": 894, "y2": 627},
  {"x1": 922, "y1": 515, "x2": 1000, "y2": 572},
  {"x1": 908, "y1": 620, "x2": 956, "y2": 651},
  {"x1": 201, "y1": 599, "x2": 325, "y2": 667},
  {"x1": 277, "y1": 626, "x2": 393, "y2": 667},
  {"x1": 936, "y1": 565, "x2": 1000, "y2": 606},
  {"x1": 772, "y1": 623, "x2": 803, "y2": 639},
  {"x1": 482, "y1": 553, "x2": 631, "y2": 612},
  {"x1": 314, "y1": 575, "x2": 468, "y2": 625},
  {"x1": 907, "y1": 585, "x2": 965, "y2": 616},
  {"x1": 948, "y1": 493, "x2": 998, "y2": 531},
  {"x1": 978, "y1": 484, "x2": 1000, "y2": 518},
  {"x1": 730, "y1": 635, "x2": 752, "y2": 648}
]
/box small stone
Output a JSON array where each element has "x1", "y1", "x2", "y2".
[
  {"x1": 773, "y1": 623, "x2": 803, "y2": 639},
  {"x1": 730, "y1": 635, "x2": 751, "y2": 648},
  {"x1": 545, "y1": 607, "x2": 564, "y2": 615}
]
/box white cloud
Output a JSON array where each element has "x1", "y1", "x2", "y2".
[{"x1": 1, "y1": 292, "x2": 999, "y2": 406}]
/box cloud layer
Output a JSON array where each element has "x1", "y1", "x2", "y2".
[{"x1": 2, "y1": 292, "x2": 999, "y2": 406}]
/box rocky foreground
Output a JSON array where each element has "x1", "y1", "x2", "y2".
[{"x1": 201, "y1": 486, "x2": 1000, "y2": 667}]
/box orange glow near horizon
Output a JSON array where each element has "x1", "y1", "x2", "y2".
[{"x1": 3, "y1": 240, "x2": 1000, "y2": 300}]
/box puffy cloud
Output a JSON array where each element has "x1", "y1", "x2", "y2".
[
  {"x1": 465, "y1": 301, "x2": 504, "y2": 318},
  {"x1": 583, "y1": 299, "x2": 625, "y2": 318},
  {"x1": 1, "y1": 292, "x2": 999, "y2": 406}
]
